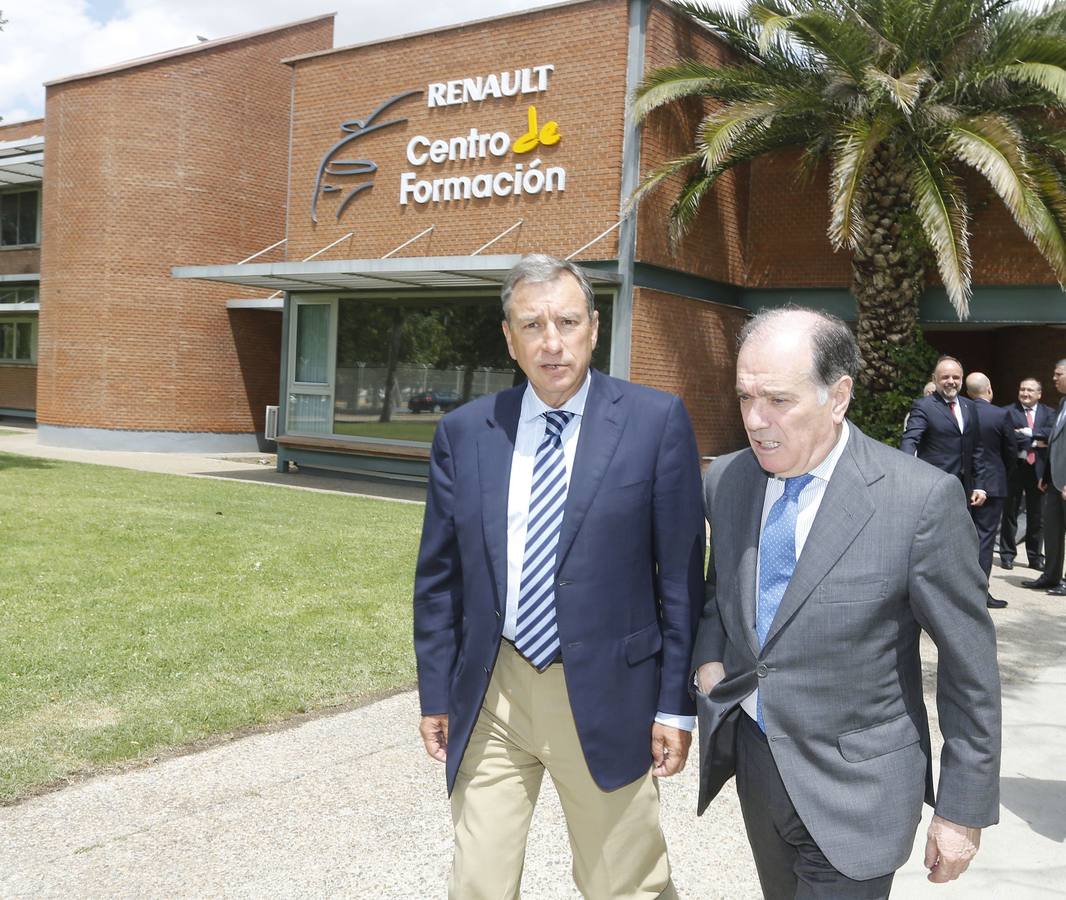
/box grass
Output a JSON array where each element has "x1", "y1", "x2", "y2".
[
  {"x1": 0, "y1": 427, "x2": 26, "y2": 434},
  {"x1": 0, "y1": 452, "x2": 424, "y2": 802},
  {"x1": 333, "y1": 420, "x2": 438, "y2": 442}
]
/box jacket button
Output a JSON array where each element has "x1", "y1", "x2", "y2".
[{"x1": 755, "y1": 663, "x2": 769, "y2": 678}]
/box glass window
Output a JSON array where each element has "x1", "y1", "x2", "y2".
[
  {"x1": 0, "y1": 191, "x2": 39, "y2": 246},
  {"x1": 15, "y1": 322, "x2": 33, "y2": 361},
  {"x1": 332, "y1": 295, "x2": 612, "y2": 443},
  {"x1": 0, "y1": 318, "x2": 35, "y2": 362},
  {"x1": 295, "y1": 304, "x2": 330, "y2": 384},
  {"x1": 0, "y1": 286, "x2": 38, "y2": 304}
]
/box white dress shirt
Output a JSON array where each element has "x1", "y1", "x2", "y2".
[
  {"x1": 741, "y1": 421, "x2": 851, "y2": 721},
  {"x1": 504, "y1": 373, "x2": 694, "y2": 731}
]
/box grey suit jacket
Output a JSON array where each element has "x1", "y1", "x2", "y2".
[
  {"x1": 693, "y1": 423, "x2": 1001, "y2": 881},
  {"x1": 1049, "y1": 399, "x2": 1066, "y2": 490}
]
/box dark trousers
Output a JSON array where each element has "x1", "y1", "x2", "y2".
[
  {"x1": 970, "y1": 497, "x2": 1004, "y2": 583},
  {"x1": 1042, "y1": 485, "x2": 1066, "y2": 583},
  {"x1": 1000, "y1": 461, "x2": 1044, "y2": 566},
  {"x1": 735, "y1": 714, "x2": 895, "y2": 900}
]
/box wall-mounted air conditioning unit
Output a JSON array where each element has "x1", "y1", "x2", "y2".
[{"x1": 264, "y1": 405, "x2": 279, "y2": 441}]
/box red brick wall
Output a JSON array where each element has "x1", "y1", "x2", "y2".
[
  {"x1": 0, "y1": 119, "x2": 45, "y2": 142},
  {"x1": 0, "y1": 248, "x2": 40, "y2": 277},
  {"x1": 630, "y1": 287, "x2": 747, "y2": 456},
  {"x1": 37, "y1": 19, "x2": 332, "y2": 434},
  {"x1": 636, "y1": 1, "x2": 748, "y2": 284},
  {"x1": 0, "y1": 363, "x2": 36, "y2": 410},
  {"x1": 285, "y1": 0, "x2": 628, "y2": 263}
]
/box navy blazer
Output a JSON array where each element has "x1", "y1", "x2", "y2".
[
  {"x1": 900, "y1": 393, "x2": 989, "y2": 494},
  {"x1": 413, "y1": 370, "x2": 705, "y2": 793},
  {"x1": 971, "y1": 399, "x2": 1016, "y2": 498},
  {"x1": 1002, "y1": 400, "x2": 1055, "y2": 483}
]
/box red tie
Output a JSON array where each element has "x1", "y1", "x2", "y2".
[{"x1": 1026, "y1": 408, "x2": 1036, "y2": 465}]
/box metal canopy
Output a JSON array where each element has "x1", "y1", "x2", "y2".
[
  {"x1": 173, "y1": 255, "x2": 622, "y2": 293},
  {"x1": 0, "y1": 137, "x2": 45, "y2": 186}
]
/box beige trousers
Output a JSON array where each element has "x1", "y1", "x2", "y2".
[{"x1": 449, "y1": 641, "x2": 675, "y2": 900}]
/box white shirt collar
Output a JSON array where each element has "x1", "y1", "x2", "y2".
[{"x1": 520, "y1": 370, "x2": 592, "y2": 423}]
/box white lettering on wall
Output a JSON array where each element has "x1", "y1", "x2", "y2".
[{"x1": 427, "y1": 65, "x2": 555, "y2": 108}]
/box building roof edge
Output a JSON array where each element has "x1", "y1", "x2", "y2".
[
  {"x1": 44, "y1": 13, "x2": 337, "y2": 88},
  {"x1": 281, "y1": 0, "x2": 605, "y2": 66}
]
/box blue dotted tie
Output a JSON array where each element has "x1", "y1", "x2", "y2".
[
  {"x1": 756, "y1": 473, "x2": 814, "y2": 730},
  {"x1": 514, "y1": 410, "x2": 573, "y2": 670}
]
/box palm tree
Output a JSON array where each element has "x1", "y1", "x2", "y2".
[{"x1": 633, "y1": 0, "x2": 1066, "y2": 390}]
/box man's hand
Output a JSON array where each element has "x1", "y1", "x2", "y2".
[
  {"x1": 924, "y1": 815, "x2": 981, "y2": 883},
  {"x1": 1060, "y1": 484, "x2": 1066, "y2": 501},
  {"x1": 650, "y1": 724, "x2": 691, "y2": 777},
  {"x1": 969, "y1": 489, "x2": 987, "y2": 507},
  {"x1": 696, "y1": 661, "x2": 726, "y2": 694},
  {"x1": 419, "y1": 714, "x2": 449, "y2": 763},
  {"x1": 1039, "y1": 478, "x2": 1048, "y2": 492}
]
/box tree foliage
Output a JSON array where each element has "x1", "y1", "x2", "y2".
[{"x1": 634, "y1": 0, "x2": 1066, "y2": 389}]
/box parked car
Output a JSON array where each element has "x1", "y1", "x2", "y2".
[{"x1": 407, "y1": 390, "x2": 462, "y2": 413}]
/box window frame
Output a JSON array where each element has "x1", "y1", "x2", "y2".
[
  {"x1": 0, "y1": 316, "x2": 37, "y2": 364},
  {"x1": 0, "y1": 188, "x2": 41, "y2": 249}
]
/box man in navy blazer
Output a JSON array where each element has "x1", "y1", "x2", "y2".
[
  {"x1": 1000, "y1": 377, "x2": 1055, "y2": 571},
  {"x1": 414, "y1": 254, "x2": 704, "y2": 898},
  {"x1": 965, "y1": 373, "x2": 1017, "y2": 608},
  {"x1": 901, "y1": 355, "x2": 989, "y2": 506}
]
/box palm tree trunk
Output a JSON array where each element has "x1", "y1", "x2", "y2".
[{"x1": 851, "y1": 146, "x2": 926, "y2": 392}]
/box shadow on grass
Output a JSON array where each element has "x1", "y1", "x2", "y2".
[{"x1": 0, "y1": 454, "x2": 55, "y2": 472}]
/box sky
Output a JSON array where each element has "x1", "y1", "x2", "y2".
[{"x1": 0, "y1": 0, "x2": 581, "y2": 124}]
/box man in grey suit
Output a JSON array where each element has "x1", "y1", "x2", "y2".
[
  {"x1": 1032, "y1": 359, "x2": 1066, "y2": 596},
  {"x1": 694, "y1": 308, "x2": 1001, "y2": 897}
]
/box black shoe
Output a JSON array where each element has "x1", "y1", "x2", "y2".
[
  {"x1": 1022, "y1": 577, "x2": 1058, "y2": 589},
  {"x1": 1028, "y1": 558, "x2": 1045, "y2": 570},
  {"x1": 999, "y1": 557, "x2": 1014, "y2": 570},
  {"x1": 1047, "y1": 583, "x2": 1066, "y2": 596},
  {"x1": 986, "y1": 596, "x2": 1008, "y2": 609}
]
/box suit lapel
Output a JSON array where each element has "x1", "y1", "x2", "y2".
[
  {"x1": 478, "y1": 387, "x2": 522, "y2": 610},
  {"x1": 734, "y1": 455, "x2": 765, "y2": 657},
  {"x1": 555, "y1": 372, "x2": 625, "y2": 571},
  {"x1": 763, "y1": 427, "x2": 879, "y2": 647}
]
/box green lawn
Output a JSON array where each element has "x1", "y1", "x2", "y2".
[
  {"x1": 0, "y1": 453, "x2": 424, "y2": 801},
  {"x1": 0, "y1": 428, "x2": 26, "y2": 435},
  {"x1": 333, "y1": 420, "x2": 439, "y2": 442}
]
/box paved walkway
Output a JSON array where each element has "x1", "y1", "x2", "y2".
[{"x1": 1, "y1": 427, "x2": 1063, "y2": 897}]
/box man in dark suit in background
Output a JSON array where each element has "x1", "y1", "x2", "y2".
[
  {"x1": 1002, "y1": 377, "x2": 1055, "y2": 572},
  {"x1": 965, "y1": 372, "x2": 1016, "y2": 609},
  {"x1": 901, "y1": 355, "x2": 989, "y2": 509},
  {"x1": 694, "y1": 308, "x2": 1000, "y2": 897},
  {"x1": 1023, "y1": 359, "x2": 1066, "y2": 596},
  {"x1": 414, "y1": 254, "x2": 705, "y2": 897}
]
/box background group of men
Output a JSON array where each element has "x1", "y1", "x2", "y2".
[
  {"x1": 414, "y1": 255, "x2": 1001, "y2": 899},
  {"x1": 902, "y1": 356, "x2": 1066, "y2": 607}
]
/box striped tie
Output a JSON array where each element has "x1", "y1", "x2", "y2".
[{"x1": 514, "y1": 409, "x2": 574, "y2": 670}]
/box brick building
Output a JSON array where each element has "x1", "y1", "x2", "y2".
[{"x1": 3, "y1": 0, "x2": 1063, "y2": 476}]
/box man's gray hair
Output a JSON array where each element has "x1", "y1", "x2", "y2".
[
  {"x1": 1056, "y1": 359, "x2": 1066, "y2": 370},
  {"x1": 501, "y1": 254, "x2": 596, "y2": 319},
  {"x1": 739, "y1": 306, "x2": 860, "y2": 389}
]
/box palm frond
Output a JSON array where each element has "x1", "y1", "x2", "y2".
[
  {"x1": 668, "y1": 170, "x2": 721, "y2": 244},
  {"x1": 906, "y1": 149, "x2": 972, "y2": 317},
  {"x1": 863, "y1": 64, "x2": 931, "y2": 114},
  {"x1": 700, "y1": 100, "x2": 784, "y2": 170},
  {"x1": 828, "y1": 119, "x2": 887, "y2": 249},
  {"x1": 1025, "y1": 192, "x2": 1066, "y2": 289},
  {"x1": 999, "y1": 62, "x2": 1066, "y2": 105},
  {"x1": 632, "y1": 61, "x2": 729, "y2": 121},
  {"x1": 946, "y1": 114, "x2": 1032, "y2": 222},
  {"x1": 625, "y1": 151, "x2": 704, "y2": 214}
]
